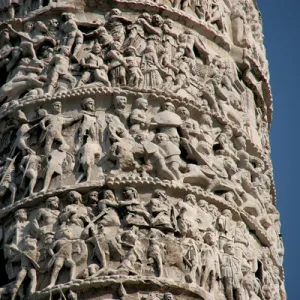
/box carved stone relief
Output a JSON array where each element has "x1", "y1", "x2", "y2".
[{"x1": 0, "y1": 2, "x2": 284, "y2": 300}]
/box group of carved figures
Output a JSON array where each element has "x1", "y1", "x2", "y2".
[
  {"x1": 0, "y1": 189, "x2": 285, "y2": 300},
  {"x1": 0, "y1": 95, "x2": 271, "y2": 222},
  {"x1": 0, "y1": 8, "x2": 266, "y2": 120},
  {"x1": 0, "y1": 0, "x2": 267, "y2": 71}
]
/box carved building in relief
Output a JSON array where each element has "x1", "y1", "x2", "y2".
[{"x1": 0, "y1": 1, "x2": 284, "y2": 300}]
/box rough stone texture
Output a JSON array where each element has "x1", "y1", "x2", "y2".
[{"x1": 0, "y1": 1, "x2": 285, "y2": 300}]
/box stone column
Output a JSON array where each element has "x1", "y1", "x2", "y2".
[{"x1": 0, "y1": 1, "x2": 285, "y2": 300}]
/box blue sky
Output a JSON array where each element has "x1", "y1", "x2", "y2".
[{"x1": 257, "y1": 0, "x2": 299, "y2": 297}]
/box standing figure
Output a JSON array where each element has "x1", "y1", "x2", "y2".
[
  {"x1": 0, "y1": 156, "x2": 17, "y2": 205},
  {"x1": 106, "y1": 42, "x2": 127, "y2": 87},
  {"x1": 10, "y1": 237, "x2": 39, "y2": 300},
  {"x1": 33, "y1": 196, "x2": 60, "y2": 234},
  {"x1": 45, "y1": 46, "x2": 76, "y2": 95},
  {"x1": 221, "y1": 242, "x2": 243, "y2": 300},
  {"x1": 39, "y1": 101, "x2": 77, "y2": 155},
  {"x1": 124, "y1": 47, "x2": 143, "y2": 88},
  {"x1": 154, "y1": 133, "x2": 182, "y2": 180},
  {"x1": 200, "y1": 228, "x2": 220, "y2": 292},
  {"x1": 216, "y1": 209, "x2": 236, "y2": 251},
  {"x1": 40, "y1": 149, "x2": 70, "y2": 193},
  {"x1": 19, "y1": 152, "x2": 41, "y2": 197},
  {"x1": 140, "y1": 45, "x2": 163, "y2": 89},
  {"x1": 129, "y1": 97, "x2": 151, "y2": 136},
  {"x1": 149, "y1": 189, "x2": 175, "y2": 231},
  {"x1": 47, "y1": 227, "x2": 77, "y2": 288}
]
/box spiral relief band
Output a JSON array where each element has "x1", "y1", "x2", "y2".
[{"x1": 0, "y1": 1, "x2": 285, "y2": 300}]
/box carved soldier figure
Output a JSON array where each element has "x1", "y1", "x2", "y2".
[
  {"x1": 59, "y1": 191, "x2": 90, "y2": 228},
  {"x1": 47, "y1": 227, "x2": 77, "y2": 288},
  {"x1": 33, "y1": 196, "x2": 60, "y2": 234},
  {"x1": 39, "y1": 101, "x2": 76, "y2": 155},
  {"x1": 4, "y1": 209, "x2": 32, "y2": 279},
  {"x1": 0, "y1": 156, "x2": 17, "y2": 205},
  {"x1": 129, "y1": 97, "x2": 151, "y2": 136},
  {"x1": 153, "y1": 102, "x2": 182, "y2": 146},
  {"x1": 19, "y1": 152, "x2": 41, "y2": 197},
  {"x1": 149, "y1": 189, "x2": 175, "y2": 231},
  {"x1": 106, "y1": 41, "x2": 127, "y2": 87},
  {"x1": 77, "y1": 43, "x2": 110, "y2": 87},
  {"x1": 105, "y1": 9, "x2": 132, "y2": 45},
  {"x1": 10, "y1": 236, "x2": 39, "y2": 300},
  {"x1": 96, "y1": 190, "x2": 121, "y2": 227},
  {"x1": 124, "y1": 47, "x2": 143, "y2": 88},
  {"x1": 154, "y1": 133, "x2": 182, "y2": 180},
  {"x1": 216, "y1": 209, "x2": 236, "y2": 251},
  {"x1": 120, "y1": 187, "x2": 151, "y2": 227},
  {"x1": 200, "y1": 228, "x2": 220, "y2": 292},
  {"x1": 181, "y1": 235, "x2": 202, "y2": 284},
  {"x1": 134, "y1": 132, "x2": 177, "y2": 181},
  {"x1": 41, "y1": 149, "x2": 71, "y2": 193},
  {"x1": 147, "y1": 231, "x2": 166, "y2": 277},
  {"x1": 45, "y1": 46, "x2": 76, "y2": 95},
  {"x1": 59, "y1": 13, "x2": 83, "y2": 62},
  {"x1": 221, "y1": 242, "x2": 243, "y2": 300}
]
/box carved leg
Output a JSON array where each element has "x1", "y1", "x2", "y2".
[
  {"x1": 49, "y1": 257, "x2": 64, "y2": 287},
  {"x1": 41, "y1": 169, "x2": 55, "y2": 193},
  {"x1": 28, "y1": 268, "x2": 37, "y2": 296},
  {"x1": 65, "y1": 258, "x2": 76, "y2": 281},
  {"x1": 11, "y1": 268, "x2": 27, "y2": 300},
  {"x1": 224, "y1": 277, "x2": 234, "y2": 300}
]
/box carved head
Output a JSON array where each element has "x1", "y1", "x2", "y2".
[
  {"x1": 140, "y1": 13, "x2": 151, "y2": 23},
  {"x1": 0, "y1": 29, "x2": 10, "y2": 42},
  {"x1": 234, "y1": 136, "x2": 246, "y2": 150},
  {"x1": 222, "y1": 125, "x2": 233, "y2": 138},
  {"x1": 81, "y1": 97, "x2": 95, "y2": 112},
  {"x1": 46, "y1": 196, "x2": 59, "y2": 210},
  {"x1": 203, "y1": 228, "x2": 216, "y2": 245},
  {"x1": 162, "y1": 102, "x2": 175, "y2": 112},
  {"x1": 164, "y1": 19, "x2": 174, "y2": 28},
  {"x1": 177, "y1": 106, "x2": 190, "y2": 120},
  {"x1": 24, "y1": 21, "x2": 34, "y2": 33},
  {"x1": 48, "y1": 19, "x2": 59, "y2": 28},
  {"x1": 185, "y1": 194, "x2": 196, "y2": 205},
  {"x1": 152, "y1": 14, "x2": 163, "y2": 27},
  {"x1": 113, "y1": 95, "x2": 127, "y2": 109},
  {"x1": 60, "y1": 46, "x2": 71, "y2": 56},
  {"x1": 164, "y1": 293, "x2": 174, "y2": 300},
  {"x1": 111, "y1": 41, "x2": 122, "y2": 51},
  {"x1": 61, "y1": 12, "x2": 75, "y2": 22},
  {"x1": 102, "y1": 190, "x2": 115, "y2": 202},
  {"x1": 88, "y1": 191, "x2": 98, "y2": 204},
  {"x1": 125, "y1": 46, "x2": 138, "y2": 57},
  {"x1": 52, "y1": 101, "x2": 62, "y2": 114},
  {"x1": 123, "y1": 187, "x2": 138, "y2": 200},
  {"x1": 134, "y1": 97, "x2": 148, "y2": 110},
  {"x1": 155, "y1": 133, "x2": 169, "y2": 144},
  {"x1": 198, "y1": 199, "x2": 208, "y2": 211},
  {"x1": 59, "y1": 226, "x2": 73, "y2": 239},
  {"x1": 92, "y1": 43, "x2": 102, "y2": 54},
  {"x1": 223, "y1": 241, "x2": 235, "y2": 255},
  {"x1": 222, "y1": 209, "x2": 232, "y2": 219},
  {"x1": 110, "y1": 8, "x2": 122, "y2": 17},
  {"x1": 15, "y1": 209, "x2": 27, "y2": 222},
  {"x1": 153, "y1": 189, "x2": 167, "y2": 201},
  {"x1": 67, "y1": 191, "x2": 82, "y2": 205},
  {"x1": 135, "y1": 132, "x2": 148, "y2": 143}
]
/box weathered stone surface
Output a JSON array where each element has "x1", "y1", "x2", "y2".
[{"x1": 0, "y1": 1, "x2": 284, "y2": 300}]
